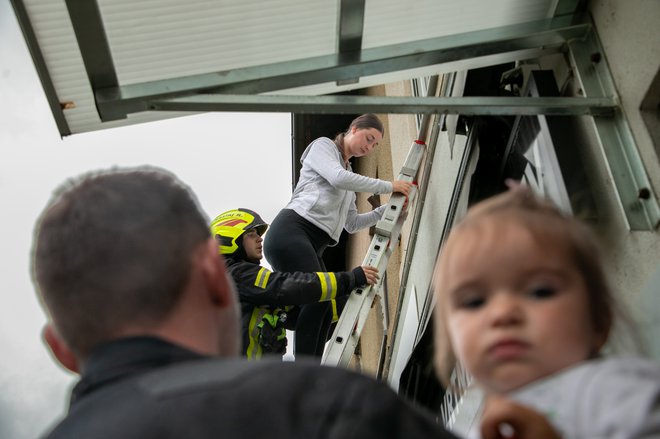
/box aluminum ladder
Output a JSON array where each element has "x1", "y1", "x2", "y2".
[{"x1": 321, "y1": 140, "x2": 426, "y2": 367}]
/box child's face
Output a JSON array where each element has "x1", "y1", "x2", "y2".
[{"x1": 437, "y1": 217, "x2": 600, "y2": 394}]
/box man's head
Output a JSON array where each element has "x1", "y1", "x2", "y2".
[
  {"x1": 210, "y1": 208, "x2": 268, "y2": 263},
  {"x1": 32, "y1": 166, "x2": 240, "y2": 369}
]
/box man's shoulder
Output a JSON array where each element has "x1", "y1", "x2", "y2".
[
  {"x1": 140, "y1": 357, "x2": 437, "y2": 425},
  {"x1": 46, "y1": 357, "x2": 454, "y2": 439},
  {"x1": 139, "y1": 357, "x2": 374, "y2": 395}
]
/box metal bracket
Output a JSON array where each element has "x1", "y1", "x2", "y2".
[{"x1": 568, "y1": 24, "x2": 660, "y2": 230}]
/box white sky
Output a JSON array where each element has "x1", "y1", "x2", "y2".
[{"x1": 0, "y1": 4, "x2": 292, "y2": 437}]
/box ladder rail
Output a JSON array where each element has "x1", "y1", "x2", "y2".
[{"x1": 322, "y1": 141, "x2": 424, "y2": 367}]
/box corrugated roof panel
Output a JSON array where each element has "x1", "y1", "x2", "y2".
[
  {"x1": 22, "y1": 0, "x2": 96, "y2": 134},
  {"x1": 99, "y1": 0, "x2": 338, "y2": 84},
  {"x1": 18, "y1": 0, "x2": 563, "y2": 135},
  {"x1": 363, "y1": 0, "x2": 555, "y2": 48},
  {"x1": 21, "y1": 0, "x2": 192, "y2": 134}
]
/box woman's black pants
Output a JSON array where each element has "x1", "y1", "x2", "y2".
[{"x1": 264, "y1": 209, "x2": 336, "y2": 359}]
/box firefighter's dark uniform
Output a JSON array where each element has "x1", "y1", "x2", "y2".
[
  {"x1": 43, "y1": 337, "x2": 458, "y2": 439},
  {"x1": 226, "y1": 256, "x2": 365, "y2": 359}
]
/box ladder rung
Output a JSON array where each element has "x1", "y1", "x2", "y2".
[{"x1": 321, "y1": 140, "x2": 425, "y2": 367}]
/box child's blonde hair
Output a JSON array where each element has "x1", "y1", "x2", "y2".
[{"x1": 433, "y1": 188, "x2": 615, "y2": 385}]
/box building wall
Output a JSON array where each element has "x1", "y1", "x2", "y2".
[
  {"x1": 343, "y1": 0, "x2": 660, "y2": 377},
  {"x1": 582, "y1": 0, "x2": 660, "y2": 354}
]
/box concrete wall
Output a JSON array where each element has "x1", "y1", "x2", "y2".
[{"x1": 582, "y1": 0, "x2": 660, "y2": 354}]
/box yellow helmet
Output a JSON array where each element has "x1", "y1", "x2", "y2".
[{"x1": 210, "y1": 208, "x2": 268, "y2": 255}]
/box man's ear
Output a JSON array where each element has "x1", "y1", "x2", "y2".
[
  {"x1": 43, "y1": 323, "x2": 80, "y2": 374},
  {"x1": 201, "y1": 238, "x2": 236, "y2": 309}
]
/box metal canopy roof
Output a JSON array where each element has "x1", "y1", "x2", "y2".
[
  {"x1": 10, "y1": 0, "x2": 660, "y2": 229},
  {"x1": 11, "y1": 0, "x2": 590, "y2": 137}
]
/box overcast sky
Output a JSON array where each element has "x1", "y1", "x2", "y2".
[{"x1": 0, "y1": 3, "x2": 292, "y2": 437}]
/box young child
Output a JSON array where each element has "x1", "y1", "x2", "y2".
[{"x1": 433, "y1": 188, "x2": 660, "y2": 439}]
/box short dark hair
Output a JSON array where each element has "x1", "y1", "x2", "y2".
[{"x1": 32, "y1": 166, "x2": 210, "y2": 358}]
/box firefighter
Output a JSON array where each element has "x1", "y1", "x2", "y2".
[{"x1": 211, "y1": 208, "x2": 378, "y2": 360}]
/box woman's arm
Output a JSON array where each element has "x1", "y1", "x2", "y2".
[
  {"x1": 304, "y1": 138, "x2": 392, "y2": 194},
  {"x1": 344, "y1": 193, "x2": 387, "y2": 233}
]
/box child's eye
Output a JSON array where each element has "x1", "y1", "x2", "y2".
[
  {"x1": 456, "y1": 295, "x2": 486, "y2": 309},
  {"x1": 528, "y1": 285, "x2": 557, "y2": 299}
]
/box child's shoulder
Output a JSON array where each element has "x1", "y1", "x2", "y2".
[
  {"x1": 578, "y1": 355, "x2": 660, "y2": 381},
  {"x1": 575, "y1": 357, "x2": 660, "y2": 435},
  {"x1": 509, "y1": 356, "x2": 660, "y2": 414},
  {"x1": 510, "y1": 357, "x2": 660, "y2": 438},
  {"x1": 525, "y1": 356, "x2": 660, "y2": 392}
]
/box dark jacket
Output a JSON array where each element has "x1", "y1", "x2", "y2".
[
  {"x1": 43, "y1": 337, "x2": 457, "y2": 439},
  {"x1": 226, "y1": 257, "x2": 366, "y2": 359}
]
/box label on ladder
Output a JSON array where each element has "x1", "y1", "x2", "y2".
[{"x1": 321, "y1": 141, "x2": 425, "y2": 367}]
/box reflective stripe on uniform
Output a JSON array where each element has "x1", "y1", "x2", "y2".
[
  {"x1": 254, "y1": 267, "x2": 272, "y2": 289},
  {"x1": 331, "y1": 299, "x2": 339, "y2": 322},
  {"x1": 246, "y1": 308, "x2": 268, "y2": 360},
  {"x1": 316, "y1": 272, "x2": 338, "y2": 301}
]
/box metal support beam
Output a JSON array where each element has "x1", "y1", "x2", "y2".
[
  {"x1": 553, "y1": 0, "x2": 587, "y2": 16},
  {"x1": 568, "y1": 26, "x2": 660, "y2": 230},
  {"x1": 149, "y1": 94, "x2": 616, "y2": 116},
  {"x1": 95, "y1": 16, "x2": 591, "y2": 121},
  {"x1": 65, "y1": 0, "x2": 118, "y2": 91},
  {"x1": 336, "y1": 0, "x2": 365, "y2": 85},
  {"x1": 10, "y1": 0, "x2": 71, "y2": 136}
]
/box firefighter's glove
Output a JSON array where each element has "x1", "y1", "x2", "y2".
[
  {"x1": 352, "y1": 267, "x2": 368, "y2": 287},
  {"x1": 351, "y1": 266, "x2": 379, "y2": 289}
]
